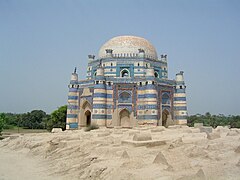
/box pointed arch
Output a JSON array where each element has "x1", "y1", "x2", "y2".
[
  {"x1": 120, "y1": 68, "x2": 130, "y2": 77},
  {"x1": 79, "y1": 100, "x2": 92, "y2": 127},
  {"x1": 119, "y1": 108, "x2": 130, "y2": 127},
  {"x1": 119, "y1": 91, "x2": 131, "y2": 103},
  {"x1": 81, "y1": 100, "x2": 92, "y2": 109},
  {"x1": 162, "y1": 92, "x2": 170, "y2": 105},
  {"x1": 162, "y1": 109, "x2": 169, "y2": 127}
]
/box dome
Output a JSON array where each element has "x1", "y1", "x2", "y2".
[{"x1": 98, "y1": 35, "x2": 158, "y2": 60}]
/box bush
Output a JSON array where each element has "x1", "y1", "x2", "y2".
[
  {"x1": 0, "y1": 113, "x2": 6, "y2": 135},
  {"x1": 84, "y1": 124, "x2": 99, "y2": 132},
  {"x1": 46, "y1": 106, "x2": 67, "y2": 131}
]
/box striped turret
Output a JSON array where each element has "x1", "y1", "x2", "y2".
[
  {"x1": 173, "y1": 71, "x2": 187, "y2": 125},
  {"x1": 137, "y1": 67, "x2": 158, "y2": 125},
  {"x1": 92, "y1": 66, "x2": 107, "y2": 126},
  {"x1": 66, "y1": 68, "x2": 79, "y2": 129}
]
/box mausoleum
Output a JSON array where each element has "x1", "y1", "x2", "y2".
[{"x1": 66, "y1": 35, "x2": 187, "y2": 129}]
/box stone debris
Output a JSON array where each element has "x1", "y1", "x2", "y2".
[
  {"x1": 168, "y1": 125, "x2": 180, "y2": 129},
  {"x1": 177, "y1": 169, "x2": 206, "y2": 180},
  {"x1": 216, "y1": 126, "x2": 229, "y2": 132},
  {"x1": 133, "y1": 133, "x2": 152, "y2": 141},
  {"x1": 122, "y1": 139, "x2": 166, "y2": 147},
  {"x1": 153, "y1": 152, "x2": 169, "y2": 166},
  {"x1": 206, "y1": 132, "x2": 221, "y2": 140},
  {"x1": 227, "y1": 131, "x2": 238, "y2": 136},
  {"x1": 128, "y1": 131, "x2": 140, "y2": 136},
  {"x1": 51, "y1": 128, "x2": 62, "y2": 133},
  {"x1": 121, "y1": 150, "x2": 130, "y2": 159},
  {"x1": 194, "y1": 123, "x2": 203, "y2": 128},
  {"x1": 151, "y1": 127, "x2": 165, "y2": 133},
  {"x1": 200, "y1": 127, "x2": 212, "y2": 133},
  {"x1": 97, "y1": 132, "x2": 111, "y2": 137},
  {"x1": 236, "y1": 160, "x2": 240, "y2": 167},
  {"x1": 1, "y1": 126, "x2": 240, "y2": 179},
  {"x1": 194, "y1": 169, "x2": 206, "y2": 180},
  {"x1": 234, "y1": 145, "x2": 240, "y2": 153}
]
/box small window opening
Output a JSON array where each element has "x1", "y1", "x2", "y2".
[
  {"x1": 96, "y1": 81, "x2": 99, "y2": 84},
  {"x1": 180, "y1": 86, "x2": 183, "y2": 89}
]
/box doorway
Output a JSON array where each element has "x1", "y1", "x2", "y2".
[
  {"x1": 162, "y1": 109, "x2": 169, "y2": 127},
  {"x1": 85, "y1": 110, "x2": 91, "y2": 126},
  {"x1": 120, "y1": 109, "x2": 130, "y2": 127}
]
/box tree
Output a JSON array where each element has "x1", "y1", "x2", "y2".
[
  {"x1": 229, "y1": 115, "x2": 240, "y2": 128},
  {"x1": 0, "y1": 113, "x2": 6, "y2": 135},
  {"x1": 46, "y1": 105, "x2": 67, "y2": 131},
  {"x1": 20, "y1": 110, "x2": 47, "y2": 129}
]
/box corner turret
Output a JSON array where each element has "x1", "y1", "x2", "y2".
[
  {"x1": 173, "y1": 71, "x2": 188, "y2": 125},
  {"x1": 66, "y1": 67, "x2": 79, "y2": 129}
]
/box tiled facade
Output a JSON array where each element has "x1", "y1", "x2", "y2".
[{"x1": 66, "y1": 36, "x2": 188, "y2": 129}]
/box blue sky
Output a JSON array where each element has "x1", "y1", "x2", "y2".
[{"x1": 0, "y1": 0, "x2": 240, "y2": 115}]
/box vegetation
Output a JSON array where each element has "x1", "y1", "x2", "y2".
[
  {"x1": 187, "y1": 112, "x2": 240, "y2": 128},
  {"x1": 1, "y1": 108, "x2": 240, "y2": 135},
  {"x1": 0, "y1": 105, "x2": 67, "y2": 133},
  {"x1": 45, "y1": 105, "x2": 67, "y2": 131},
  {"x1": 0, "y1": 113, "x2": 7, "y2": 135}
]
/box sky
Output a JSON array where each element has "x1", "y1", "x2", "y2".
[{"x1": 0, "y1": 0, "x2": 240, "y2": 115}]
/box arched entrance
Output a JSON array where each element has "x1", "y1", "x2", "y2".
[
  {"x1": 80, "y1": 100, "x2": 92, "y2": 127},
  {"x1": 120, "y1": 69, "x2": 130, "y2": 77},
  {"x1": 85, "y1": 110, "x2": 91, "y2": 126},
  {"x1": 162, "y1": 109, "x2": 169, "y2": 127},
  {"x1": 120, "y1": 109, "x2": 130, "y2": 127}
]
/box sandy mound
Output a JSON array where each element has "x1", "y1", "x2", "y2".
[{"x1": 0, "y1": 126, "x2": 240, "y2": 180}]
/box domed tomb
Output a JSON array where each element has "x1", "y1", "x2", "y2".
[{"x1": 98, "y1": 35, "x2": 158, "y2": 60}]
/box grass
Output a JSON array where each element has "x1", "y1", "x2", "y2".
[{"x1": 2, "y1": 126, "x2": 48, "y2": 135}]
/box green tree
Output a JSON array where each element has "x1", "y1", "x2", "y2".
[
  {"x1": 0, "y1": 113, "x2": 6, "y2": 135},
  {"x1": 46, "y1": 105, "x2": 67, "y2": 131},
  {"x1": 20, "y1": 110, "x2": 47, "y2": 129},
  {"x1": 229, "y1": 115, "x2": 240, "y2": 128}
]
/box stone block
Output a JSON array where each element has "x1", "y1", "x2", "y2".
[
  {"x1": 206, "y1": 132, "x2": 220, "y2": 140},
  {"x1": 153, "y1": 152, "x2": 168, "y2": 165},
  {"x1": 122, "y1": 140, "x2": 166, "y2": 147},
  {"x1": 168, "y1": 125, "x2": 180, "y2": 129},
  {"x1": 97, "y1": 132, "x2": 111, "y2": 137},
  {"x1": 234, "y1": 146, "x2": 240, "y2": 153},
  {"x1": 133, "y1": 133, "x2": 152, "y2": 141},
  {"x1": 51, "y1": 128, "x2": 62, "y2": 133},
  {"x1": 121, "y1": 150, "x2": 130, "y2": 159},
  {"x1": 128, "y1": 130, "x2": 140, "y2": 136},
  {"x1": 227, "y1": 131, "x2": 238, "y2": 136},
  {"x1": 200, "y1": 127, "x2": 212, "y2": 133},
  {"x1": 151, "y1": 127, "x2": 165, "y2": 133},
  {"x1": 194, "y1": 123, "x2": 203, "y2": 128}
]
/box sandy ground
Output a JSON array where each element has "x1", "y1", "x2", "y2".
[{"x1": 0, "y1": 125, "x2": 240, "y2": 180}]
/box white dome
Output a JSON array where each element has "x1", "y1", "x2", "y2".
[{"x1": 98, "y1": 35, "x2": 158, "y2": 60}]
